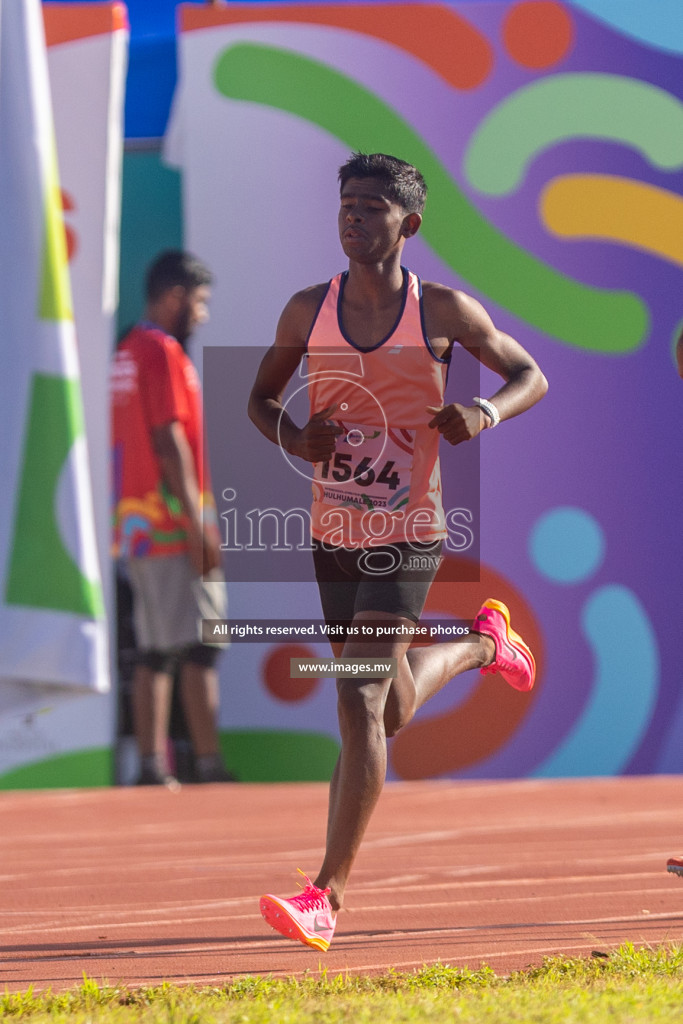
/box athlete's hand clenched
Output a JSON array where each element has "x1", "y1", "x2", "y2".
[
  {"x1": 426, "y1": 403, "x2": 486, "y2": 445},
  {"x1": 290, "y1": 404, "x2": 344, "y2": 463}
]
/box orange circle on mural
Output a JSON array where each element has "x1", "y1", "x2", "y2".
[
  {"x1": 503, "y1": 1, "x2": 574, "y2": 69},
  {"x1": 263, "y1": 644, "x2": 320, "y2": 702}
]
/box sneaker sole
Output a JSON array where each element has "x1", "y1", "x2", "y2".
[
  {"x1": 482, "y1": 598, "x2": 536, "y2": 692},
  {"x1": 259, "y1": 895, "x2": 331, "y2": 951},
  {"x1": 667, "y1": 863, "x2": 683, "y2": 877}
]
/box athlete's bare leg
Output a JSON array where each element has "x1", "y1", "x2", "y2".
[
  {"x1": 316, "y1": 611, "x2": 494, "y2": 910},
  {"x1": 384, "y1": 629, "x2": 495, "y2": 736}
]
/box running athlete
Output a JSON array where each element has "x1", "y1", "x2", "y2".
[{"x1": 248, "y1": 153, "x2": 548, "y2": 950}]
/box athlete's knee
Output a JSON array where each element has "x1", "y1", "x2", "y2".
[{"x1": 337, "y1": 679, "x2": 384, "y2": 734}]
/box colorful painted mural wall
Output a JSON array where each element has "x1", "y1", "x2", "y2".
[{"x1": 167, "y1": 1, "x2": 683, "y2": 782}]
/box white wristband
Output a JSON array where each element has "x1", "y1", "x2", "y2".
[{"x1": 473, "y1": 397, "x2": 500, "y2": 428}]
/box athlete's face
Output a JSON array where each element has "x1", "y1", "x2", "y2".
[
  {"x1": 338, "y1": 177, "x2": 420, "y2": 263},
  {"x1": 173, "y1": 284, "x2": 211, "y2": 346}
]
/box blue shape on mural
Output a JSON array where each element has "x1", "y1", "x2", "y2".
[
  {"x1": 532, "y1": 585, "x2": 659, "y2": 776},
  {"x1": 529, "y1": 507, "x2": 659, "y2": 776},
  {"x1": 529, "y1": 506, "x2": 605, "y2": 584},
  {"x1": 564, "y1": 0, "x2": 683, "y2": 55}
]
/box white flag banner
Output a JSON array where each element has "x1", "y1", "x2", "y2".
[
  {"x1": 44, "y1": 2, "x2": 128, "y2": 587},
  {"x1": 0, "y1": 0, "x2": 108, "y2": 693}
]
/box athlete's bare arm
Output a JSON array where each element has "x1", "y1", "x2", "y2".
[
  {"x1": 422, "y1": 284, "x2": 548, "y2": 445},
  {"x1": 248, "y1": 286, "x2": 344, "y2": 463}
]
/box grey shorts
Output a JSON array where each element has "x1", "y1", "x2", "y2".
[{"x1": 127, "y1": 553, "x2": 228, "y2": 655}]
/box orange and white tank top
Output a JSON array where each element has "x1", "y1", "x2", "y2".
[{"x1": 306, "y1": 268, "x2": 449, "y2": 548}]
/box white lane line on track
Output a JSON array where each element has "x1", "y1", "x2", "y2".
[
  {"x1": 359, "y1": 810, "x2": 683, "y2": 848},
  {"x1": 351, "y1": 873, "x2": 683, "y2": 895},
  {"x1": 337, "y1": 912, "x2": 683, "y2": 933},
  {"x1": 6, "y1": 881, "x2": 683, "y2": 933},
  {"x1": 5, "y1": 905, "x2": 682, "y2": 940},
  {"x1": 1, "y1": 911, "x2": 262, "y2": 936}
]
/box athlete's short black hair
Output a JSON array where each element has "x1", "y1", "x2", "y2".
[
  {"x1": 145, "y1": 250, "x2": 213, "y2": 302},
  {"x1": 338, "y1": 153, "x2": 427, "y2": 214}
]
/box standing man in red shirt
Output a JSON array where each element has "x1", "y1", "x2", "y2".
[{"x1": 111, "y1": 251, "x2": 233, "y2": 786}]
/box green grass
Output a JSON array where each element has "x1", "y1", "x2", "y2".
[{"x1": 2, "y1": 944, "x2": 683, "y2": 1023}]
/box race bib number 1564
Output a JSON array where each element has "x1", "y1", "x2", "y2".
[{"x1": 314, "y1": 421, "x2": 414, "y2": 512}]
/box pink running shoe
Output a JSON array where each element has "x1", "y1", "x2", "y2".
[
  {"x1": 473, "y1": 598, "x2": 536, "y2": 692},
  {"x1": 667, "y1": 856, "x2": 683, "y2": 877},
  {"x1": 260, "y1": 870, "x2": 336, "y2": 951}
]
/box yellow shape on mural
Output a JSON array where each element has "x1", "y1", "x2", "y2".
[{"x1": 541, "y1": 173, "x2": 683, "y2": 268}]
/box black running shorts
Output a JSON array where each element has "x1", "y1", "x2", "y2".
[{"x1": 312, "y1": 540, "x2": 443, "y2": 628}]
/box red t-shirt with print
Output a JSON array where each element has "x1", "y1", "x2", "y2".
[{"x1": 111, "y1": 323, "x2": 214, "y2": 559}]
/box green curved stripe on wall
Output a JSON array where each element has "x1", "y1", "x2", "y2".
[
  {"x1": 464, "y1": 73, "x2": 683, "y2": 196},
  {"x1": 219, "y1": 729, "x2": 339, "y2": 782},
  {"x1": 0, "y1": 732, "x2": 336, "y2": 790},
  {"x1": 0, "y1": 732, "x2": 339, "y2": 790},
  {"x1": 0, "y1": 748, "x2": 112, "y2": 790},
  {"x1": 213, "y1": 44, "x2": 648, "y2": 353}
]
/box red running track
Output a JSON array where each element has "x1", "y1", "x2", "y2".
[{"x1": 2, "y1": 776, "x2": 683, "y2": 992}]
